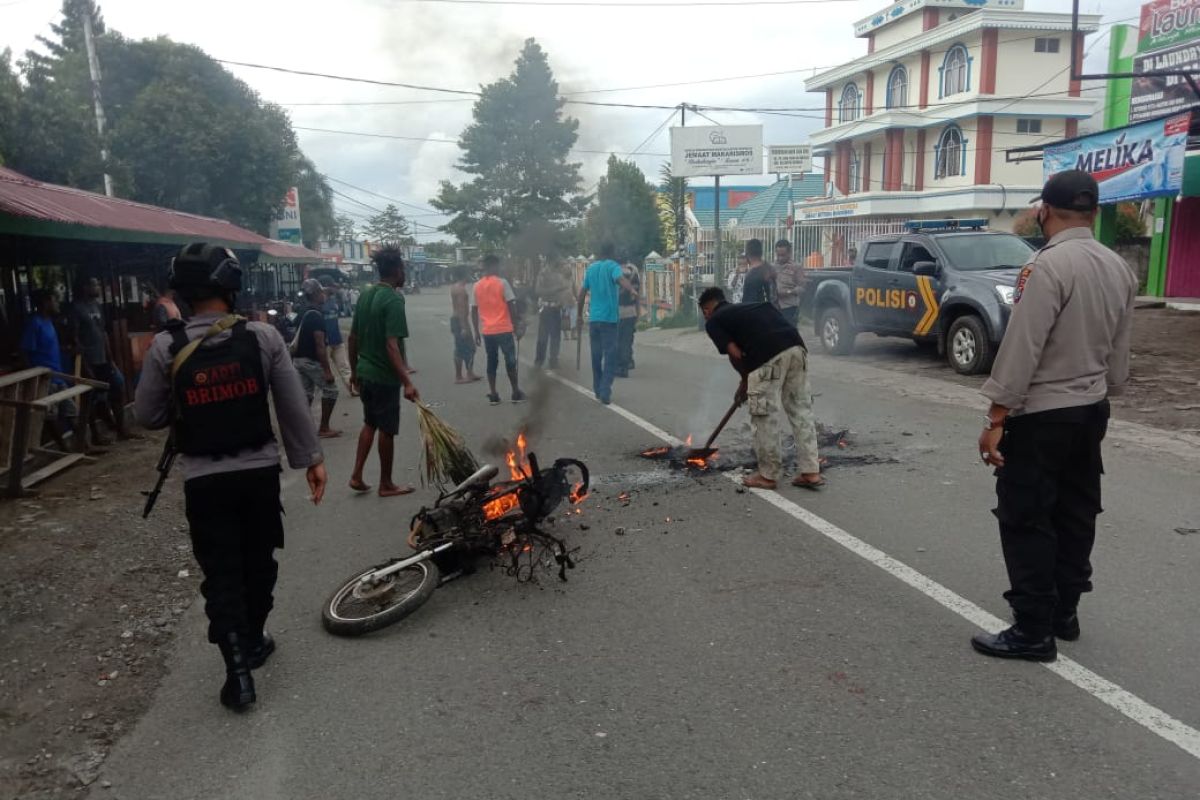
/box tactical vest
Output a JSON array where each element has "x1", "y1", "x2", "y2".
[{"x1": 169, "y1": 319, "x2": 275, "y2": 456}]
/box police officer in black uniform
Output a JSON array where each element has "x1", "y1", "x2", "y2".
[
  {"x1": 972, "y1": 171, "x2": 1136, "y2": 662},
  {"x1": 135, "y1": 243, "x2": 327, "y2": 710}
]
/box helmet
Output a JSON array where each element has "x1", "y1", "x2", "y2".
[
  {"x1": 300, "y1": 278, "x2": 324, "y2": 298},
  {"x1": 169, "y1": 243, "x2": 242, "y2": 291}
]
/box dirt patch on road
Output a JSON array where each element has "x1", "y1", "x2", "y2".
[{"x1": 0, "y1": 434, "x2": 195, "y2": 799}]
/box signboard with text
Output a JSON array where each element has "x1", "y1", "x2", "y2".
[
  {"x1": 1044, "y1": 112, "x2": 1191, "y2": 203},
  {"x1": 768, "y1": 144, "x2": 812, "y2": 174},
  {"x1": 269, "y1": 187, "x2": 303, "y2": 244},
  {"x1": 669, "y1": 125, "x2": 764, "y2": 178},
  {"x1": 1139, "y1": 0, "x2": 1200, "y2": 53},
  {"x1": 1131, "y1": 40, "x2": 1200, "y2": 122}
]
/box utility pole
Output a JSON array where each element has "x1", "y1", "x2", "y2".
[{"x1": 81, "y1": 6, "x2": 114, "y2": 197}]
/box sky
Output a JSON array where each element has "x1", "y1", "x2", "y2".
[{"x1": 0, "y1": 0, "x2": 1140, "y2": 238}]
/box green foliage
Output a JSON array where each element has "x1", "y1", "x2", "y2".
[
  {"x1": 432, "y1": 39, "x2": 585, "y2": 251},
  {"x1": 1, "y1": 2, "x2": 333, "y2": 236},
  {"x1": 1115, "y1": 202, "x2": 1148, "y2": 240},
  {"x1": 1012, "y1": 208, "x2": 1040, "y2": 239},
  {"x1": 657, "y1": 304, "x2": 698, "y2": 329},
  {"x1": 422, "y1": 240, "x2": 457, "y2": 259},
  {"x1": 658, "y1": 162, "x2": 689, "y2": 253},
  {"x1": 585, "y1": 156, "x2": 664, "y2": 266},
  {"x1": 363, "y1": 204, "x2": 414, "y2": 245},
  {"x1": 0, "y1": 50, "x2": 20, "y2": 166}
]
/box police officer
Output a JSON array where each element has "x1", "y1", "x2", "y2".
[
  {"x1": 972, "y1": 171, "x2": 1136, "y2": 662},
  {"x1": 135, "y1": 243, "x2": 328, "y2": 710}
]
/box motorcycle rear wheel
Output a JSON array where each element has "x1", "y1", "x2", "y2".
[{"x1": 322, "y1": 559, "x2": 440, "y2": 636}]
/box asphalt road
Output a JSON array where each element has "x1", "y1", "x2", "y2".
[{"x1": 97, "y1": 289, "x2": 1200, "y2": 800}]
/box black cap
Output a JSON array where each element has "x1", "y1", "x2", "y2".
[{"x1": 1033, "y1": 169, "x2": 1100, "y2": 211}]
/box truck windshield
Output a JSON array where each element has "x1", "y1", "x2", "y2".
[{"x1": 936, "y1": 234, "x2": 1034, "y2": 270}]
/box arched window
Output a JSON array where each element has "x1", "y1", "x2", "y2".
[
  {"x1": 886, "y1": 65, "x2": 908, "y2": 110},
  {"x1": 848, "y1": 149, "x2": 862, "y2": 193},
  {"x1": 941, "y1": 45, "x2": 970, "y2": 97},
  {"x1": 838, "y1": 83, "x2": 862, "y2": 123},
  {"x1": 934, "y1": 125, "x2": 966, "y2": 179}
]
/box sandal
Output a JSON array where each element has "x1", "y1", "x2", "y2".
[
  {"x1": 742, "y1": 474, "x2": 777, "y2": 490},
  {"x1": 792, "y1": 476, "x2": 827, "y2": 490}
]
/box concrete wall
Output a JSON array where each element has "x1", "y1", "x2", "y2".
[
  {"x1": 873, "y1": 13, "x2": 930, "y2": 51},
  {"x1": 1115, "y1": 239, "x2": 1151, "y2": 289},
  {"x1": 993, "y1": 30, "x2": 1072, "y2": 98}
]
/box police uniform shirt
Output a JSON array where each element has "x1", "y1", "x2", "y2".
[
  {"x1": 982, "y1": 227, "x2": 1137, "y2": 416},
  {"x1": 134, "y1": 314, "x2": 324, "y2": 480}
]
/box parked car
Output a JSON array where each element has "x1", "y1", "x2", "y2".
[{"x1": 802, "y1": 219, "x2": 1035, "y2": 375}]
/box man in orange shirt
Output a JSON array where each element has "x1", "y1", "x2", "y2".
[{"x1": 471, "y1": 254, "x2": 526, "y2": 405}]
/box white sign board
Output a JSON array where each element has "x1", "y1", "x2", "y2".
[
  {"x1": 269, "y1": 187, "x2": 303, "y2": 244},
  {"x1": 768, "y1": 144, "x2": 812, "y2": 175},
  {"x1": 670, "y1": 125, "x2": 764, "y2": 178}
]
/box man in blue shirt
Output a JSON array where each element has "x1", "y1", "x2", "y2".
[
  {"x1": 19, "y1": 290, "x2": 76, "y2": 450},
  {"x1": 576, "y1": 242, "x2": 638, "y2": 405}
]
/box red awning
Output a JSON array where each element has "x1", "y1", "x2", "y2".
[{"x1": 0, "y1": 167, "x2": 322, "y2": 261}]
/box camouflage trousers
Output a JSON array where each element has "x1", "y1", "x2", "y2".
[{"x1": 747, "y1": 346, "x2": 820, "y2": 481}]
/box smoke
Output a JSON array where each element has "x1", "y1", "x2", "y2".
[{"x1": 479, "y1": 368, "x2": 559, "y2": 459}]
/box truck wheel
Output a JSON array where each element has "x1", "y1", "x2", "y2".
[
  {"x1": 946, "y1": 315, "x2": 993, "y2": 375},
  {"x1": 818, "y1": 307, "x2": 856, "y2": 356}
]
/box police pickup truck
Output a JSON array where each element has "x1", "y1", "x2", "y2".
[{"x1": 805, "y1": 219, "x2": 1035, "y2": 375}]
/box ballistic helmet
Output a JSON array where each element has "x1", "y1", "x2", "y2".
[{"x1": 169, "y1": 243, "x2": 243, "y2": 291}]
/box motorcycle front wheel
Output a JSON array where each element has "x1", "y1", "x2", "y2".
[{"x1": 322, "y1": 559, "x2": 440, "y2": 636}]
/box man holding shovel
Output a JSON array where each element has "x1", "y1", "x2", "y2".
[{"x1": 699, "y1": 287, "x2": 822, "y2": 491}]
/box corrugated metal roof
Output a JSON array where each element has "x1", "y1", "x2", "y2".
[
  {"x1": 734, "y1": 174, "x2": 828, "y2": 226},
  {"x1": 0, "y1": 167, "x2": 322, "y2": 261}
]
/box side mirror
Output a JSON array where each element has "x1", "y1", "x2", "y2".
[{"x1": 913, "y1": 261, "x2": 939, "y2": 277}]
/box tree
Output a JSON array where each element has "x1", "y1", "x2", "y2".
[
  {"x1": 363, "y1": 204, "x2": 414, "y2": 244},
  {"x1": 0, "y1": 50, "x2": 20, "y2": 165},
  {"x1": 293, "y1": 154, "x2": 336, "y2": 247},
  {"x1": 432, "y1": 39, "x2": 585, "y2": 250},
  {"x1": 585, "y1": 156, "x2": 663, "y2": 265},
  {"x1": 334, "y1": 214, "x2": 358, "y2": 240},
  {"x1": 3, "y1": 2, "x2": 334, "y2": 236},
  {"x1": 658, "y1": 162, "x2": 690, "y2": 254},
  {"x1": 1115, "y1": 202, "x2": 1148, "y2": 240}
]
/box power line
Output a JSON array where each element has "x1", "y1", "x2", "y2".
[
  {"x1": 216, "y1": 59, "x2": 480, "y2": 96},
  {"x1": 323, "y1": 173, "x2": 439, "y2": 214},
  {"x1": 294, "y1": 124, "x2": 670, "y2": 156},
  {"x1": 391, "y1": 0, "x2": 857, "y2": 5}
]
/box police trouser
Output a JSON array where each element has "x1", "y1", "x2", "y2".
[
  {"x1": 184, "y1": 466, "x2": 284, "y2": 643},
  {"x1": 994, "y1": 400, "x2": 1109, "y2": 634}
]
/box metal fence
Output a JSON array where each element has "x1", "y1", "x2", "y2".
[{"x1": 692, "y1": 218, "x2": 910, "y2": 284}]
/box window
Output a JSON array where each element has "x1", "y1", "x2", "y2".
[
  {"x1": 1016, "y1": 118, "x2": 1043, "y2": 134},
  {"x1": 886, "y1": 65, "x2": 908, "y2": 110},
  {"x1": 934, "y1": 125, "x2": 965, "y2": 179},
  {"x1": 899, "y1": 244, "x2": 935, "y2": 273},
  {"x1": 1034, "y1": 38, "x2": 1060, "y2": 53},
  {"x1": 941, "y1": 44, "x2": 970, "y2": 97},
  {"x1": 863, "y1": 241, "x2": 898, "y2": 270},
  {"x1": 848, "y1": 149, "x2": 861, "y2": 193},
  {"x1": 839, "y1": 83, "x2": 862, "y2": 123}
]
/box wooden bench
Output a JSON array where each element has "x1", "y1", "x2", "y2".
[{"x1": 0, "y1": 368, "x2": 108, "y2": 497}]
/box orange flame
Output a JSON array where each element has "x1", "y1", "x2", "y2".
[
  {"x1": 569, "y1": 482, "x2": 588, "y2": 505},
  {"x1": 506, "y1": 431, "x2": 531, "y2": 480},
  {"x1": 483, "y1": 491, "x2": 520, "y2": 521},
  {"x1": 685, "y1": 434, "x2": 693, "y2": 446}
]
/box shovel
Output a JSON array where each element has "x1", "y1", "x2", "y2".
[{"x1": 686, "y1": 395, "x2": 743, "y2": 460}]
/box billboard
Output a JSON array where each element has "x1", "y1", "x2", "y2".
[
  {"x1": 669, "y1": 125, "x2": 764, "y2": 178},
  {"x1": 1131, "y1": 40, "x2": 1200, "y2": 122},
  {"x1": 1139, "y1": 0, "x2": 1200, "y2": 53},
  {"x1": 1044, "y1": 112, "x2": 1191, "y2": 203},
  {"x1": 269, "y1": 187, "x2": 303, "y2": 244},
  {"x1": 768, "y1": 144, "x2": 812, "y2": 174}
]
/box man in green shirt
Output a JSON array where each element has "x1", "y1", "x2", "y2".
[{"x1": 348, "y1": 245, "x2": 421, "y2": 497}]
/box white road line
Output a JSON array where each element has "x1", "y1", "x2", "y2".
[{"x1": 542, "y1": 368, "x2": 1200, "y2": 762}]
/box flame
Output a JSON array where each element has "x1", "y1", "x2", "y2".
[
  {"x1": 506, "y1": 431, "x2": 532, "y2": 480},
  {"x1": 685, "y1": 457, "x2": 709, "y2": 469},
  {"x1": 617, "y1": 491, "x2": 631, "y2": 504},
  {"x1": 640, "y1": 446, "x2": 671, "y2": 458},
  {"x1": 685, "y1": 434, "x2": 693, "y2": 446},
  {"x1": 483, "y1": 491, "x2": 520, "y2": 521},
  {"x1": 569, "y1": 482, "x2": 588, "y2": 504}
]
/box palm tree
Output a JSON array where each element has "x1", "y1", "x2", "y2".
[{"x1": 658, "y1": 162, "x2": 689, "y2": 253}]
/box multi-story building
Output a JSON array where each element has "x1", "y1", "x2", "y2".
[{"x1": 802, "y1": 0, "x2": 1101, "y2": 231}]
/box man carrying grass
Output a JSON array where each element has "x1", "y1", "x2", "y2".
[{"x1": 348, "y1": 245, "x2": 421, "y2": 497}]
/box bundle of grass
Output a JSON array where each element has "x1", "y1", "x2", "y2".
[{"x1": 417, "y1": 403, "x2": 480, "y2": 487}]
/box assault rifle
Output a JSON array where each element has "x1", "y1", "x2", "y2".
[{"x1": 142, "y1": 430, "x2": 176, "y2": 518}]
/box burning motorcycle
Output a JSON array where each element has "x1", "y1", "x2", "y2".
[{"x1": 321, "y1": 453, "x2": 589, "y2": 636}]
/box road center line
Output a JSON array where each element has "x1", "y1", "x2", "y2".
[{"x1": 541, "y1": 367, "x2": 1200, "y2": 762}]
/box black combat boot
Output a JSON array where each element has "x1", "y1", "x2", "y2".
[
  {"x1": 247, "y1": 630, "x2": 276, "y2": 670},
  {"x1": 970, "y1": 625, "x2": 1057, "y2": 662},
  {"x1": 218, "y1": 632, "x2": 256, "y2": 710},
  {"x1": 1054, "y1": 594, "x2": 1082, "y2": 641}
]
